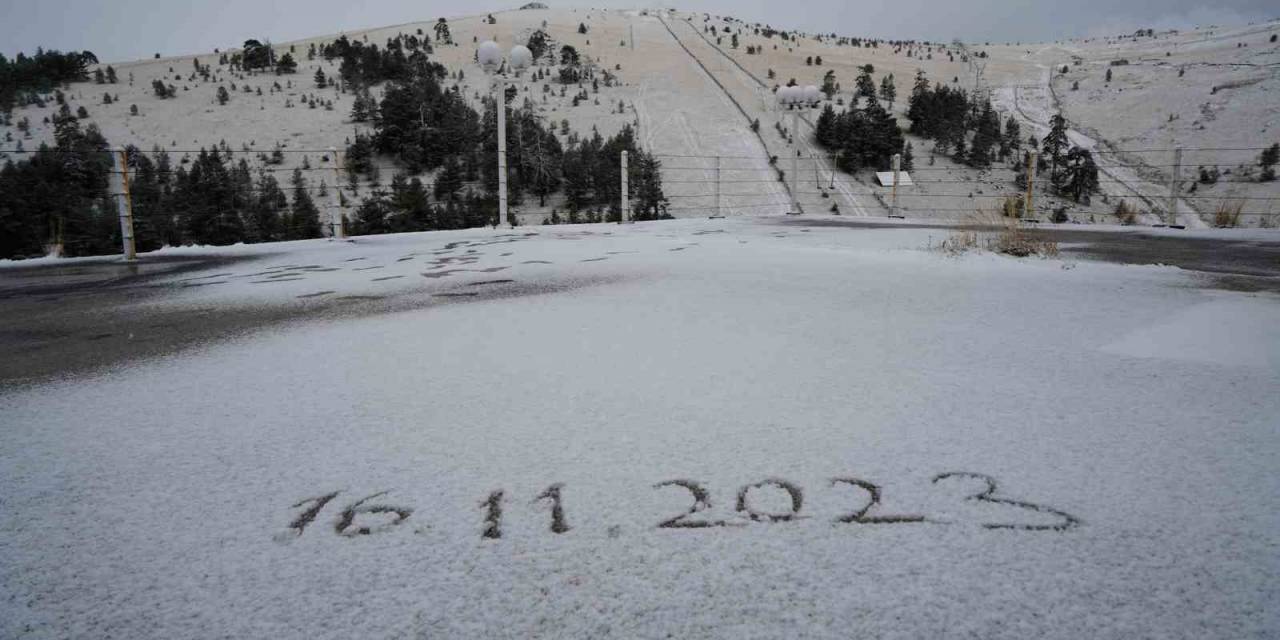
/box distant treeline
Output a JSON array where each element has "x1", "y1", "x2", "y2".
[
  {"x1": 0, "y1": 36, "x2": 670, "y2": 259},
  {"x1": 345, "y1": 54, "x2": 669, "y2": 232},
  {"x1": 0, "y1": 109, "x2": 114, "y2": 258},
  {"x1": 0, "y1": 48, "x2": 98, "y2": 111}
]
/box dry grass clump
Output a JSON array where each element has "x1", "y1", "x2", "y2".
[
  {"x1": 1213, "y1": 200, "x2": 1244, "y2": 228},
  {"x1": 1000, "y1": 196, "x2": 1024, "y2": 218},
  {"x1": 991, "y1": 226, "x2": 1060, "y2": 258},
  {"x1": 932, "y1": 208, "x2": 1059, "y2": 258},
  {"x1": 938, "y1": 230, "x2": 979, "y2": 255}
]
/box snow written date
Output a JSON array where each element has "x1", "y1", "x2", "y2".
[{"x1": 281, "y1": 472, "x2": 1080, "y2": 541}]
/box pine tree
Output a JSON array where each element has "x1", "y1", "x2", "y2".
[
  {"x1": 1259, "y1": 143, "x2": 1279, "y2": 182},
  {"x1": 855, "y1": 69, "x2": 876, "y2": 101},
  {"x1": 1003, "y1": 116, "x2": 1022, "y2": 157},
  {"x1": 276, "y1": 53, "x2": 298, "y2": 75},
  {"x1": 433, "y1": 158, "x2": 464, "y2": 201},
  {"x1": 630, "y1": 151, "x2": 670, "y2": 220},
  {"x1": 821, "y1": 70, "x2": 838, "y2": 99},
  {"x1": 1063, "y1": 147, "x2": 1099, "y2": 202},
  {"x1": 216, "y1": 86, "x2": 230, "y2": 105},
  {"x1": 879, "y1": 74, "x2": 896, "y2": 107},
  {"x1": 314, "y1": 68, "x2": 327, "y2": 88},
  {"x1": 815, "y1": 104, "x2": 838, "y2": 149},
  {"x1": 1042, "y1": 113, "x2": 1070, "y2": 185},
  {"x1": 967, "y1": 101, "x2": 999, "y2": 167},
  {"x1": 906, "y1": 69, "x2": 930, "y2": 125},
  {"x1": 287, "y1": 169, "x2": 322, "y2": 239}
]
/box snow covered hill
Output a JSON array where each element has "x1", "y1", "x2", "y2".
[{"x1": 3, "y1": 8, "x2": 1276, "y2": 226}]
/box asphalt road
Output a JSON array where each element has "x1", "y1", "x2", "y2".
[{"x1": 2, "y1": 222, "x2": 1276, "y2": 386}]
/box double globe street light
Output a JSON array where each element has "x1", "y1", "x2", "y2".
[{"x1": 478, "y1": 41, "x2": 533, "y2": 228}]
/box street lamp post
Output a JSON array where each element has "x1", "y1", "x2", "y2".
[{"x1": 479, "y1": 41, "x2": 532, "y2": 229}]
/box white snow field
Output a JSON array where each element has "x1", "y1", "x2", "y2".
[{"x1": 2, "y1": 217, "x2": 1278, "y2": 639}]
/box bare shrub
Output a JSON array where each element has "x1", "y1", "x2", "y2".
[
  {"x1": 1213, "y1": 200, "x2": 1244, "y2": 228},
  {"x1": 933, "y1": 209, "x2": 1058, "y2": 258},
  {"x1": 1000, "y1": 195, "x2": 1023, "y2": 218},
  {"x1": 992, "y1": 226, "x2": 1059, "y2": 257},
  {"x1": 938, "y1": 230, "x2": 979, "y2": 255},
  {"x1": 1113, "y1": 200, "x2": 1138, "y2": 225}
]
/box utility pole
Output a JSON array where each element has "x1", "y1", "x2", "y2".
[
  {"x1": 890, "y1": 153, "x2": 901, "y2": 218},
  {"x1": 329, "y1": 147, "x2": 346, "y2": 240},
  {"x1": 1025, "y1": 151, "x2": 1038, "y2": 220},
  {"x1": 620, "y1": 150, "x2": 629, "y2": 224},
  {"x1": 1167, "y1": 148, "x2": 1183, "y2": 228},
  {"x1": 112, "y1": 149, "x2": 137, "y2": 261}
]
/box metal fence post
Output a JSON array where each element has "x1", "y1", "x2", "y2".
[
  {"x1": 329, "y1": 147, "x2": 346, "y2": 240},
  {"x1": 715, "y1": 155, "x2": 722, "y2": 218},
  {"x1": 891, "y1": 153, "x2": 901, "y2": 218},
  {"x1": 1025, "y1": 151, "x2": 1038, "y2": 220},
  {"x1": 620, "y1": 150, "x2": 629, "y2": 224},
  {"x1": 1168, "y1": 148, "x2": 1182, "y2": 227}
]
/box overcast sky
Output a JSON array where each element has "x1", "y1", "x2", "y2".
[{"x1": 1, "y1": 0, "x2": 1275, "y2": 63}]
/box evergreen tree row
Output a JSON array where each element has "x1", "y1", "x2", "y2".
[
  {"x1": 320, "y1": 34, "x2": 433, "y2": 87},
  {"x1": 1, "y1": 48, "x2": 99, "y2": 112},
  {"x1": 905, "y1": 70, "x2": 1024, "y2": 167},
  {"x1": 0, "y1": 124, "x2": 328, "y2": 260},
  {"x1": 813, "y1": 99, "x2": 908, "y2": 173},
  {"x1": 0, "y1": 110, "x2": 113, "y2": 258}
]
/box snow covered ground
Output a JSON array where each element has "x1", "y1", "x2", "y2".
[{"x1": 2, "y1": 217, "x2": 1278, "y2": 638}]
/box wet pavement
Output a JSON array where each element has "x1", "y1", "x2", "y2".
[
  {"x1": 778, "y1": 218, "x2": 1280, "y2": 292},
  {"x1": 3, "y1": 221, "x2": 1276, "y2": 386}
]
